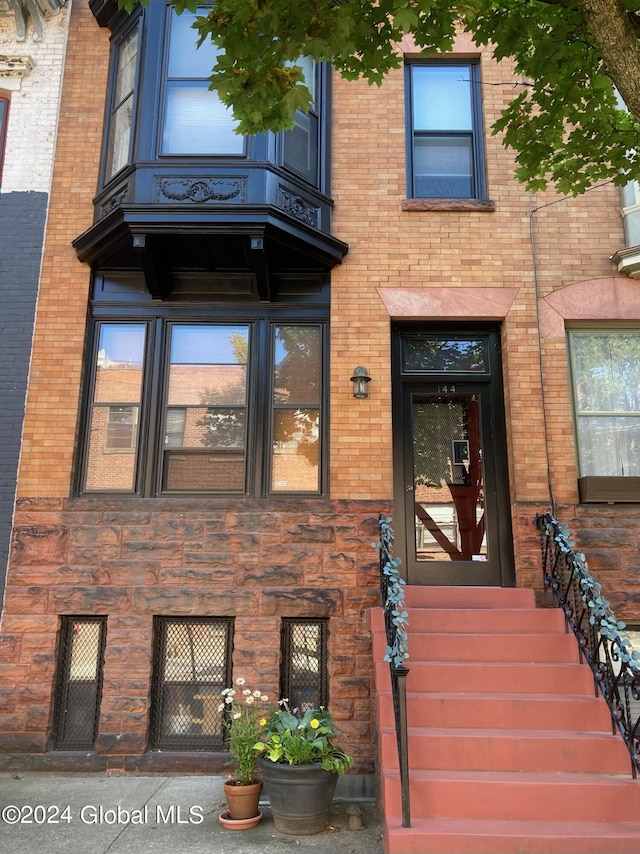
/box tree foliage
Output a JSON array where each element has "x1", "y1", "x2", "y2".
[{"x1": 119, "y1": 0, "x2": 640, "y2": 195}]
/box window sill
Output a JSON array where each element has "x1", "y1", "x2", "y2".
[
  {"x1": 402, "y1": 198, "x2": 496, "y2": 212},
  {"x1": 578, "y1": 476, "x2": 640, "y2": 503}
]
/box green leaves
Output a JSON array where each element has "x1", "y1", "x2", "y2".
[{"x1": 118, "y1": 0, "x2": 640, "y2": 192}]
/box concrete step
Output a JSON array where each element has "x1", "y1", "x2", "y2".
[
  {"x1": 385, "y1": 817, "x2": 640, "y2": 854},
  {"x1": 376, "y1": 660, "x2": 594, "y2": 695},
  {"x1": 376, "y1": 691, "x2": 613, "y2": 731},
  {"x1": 403, "y1": 586, "x2": 536, "y2": 610},
  {"x1": 382, "y1": 768, "x2": 640, "y2": 822},
  {"x1": 379, "y1": 726, "x2": 631, "y2": 773},
  {"x1": 369, "y1": 604, "x2": 566, "y2": 635},
  {"x1": 372, "y1": 630, "x2": 579, "y2": 662}
]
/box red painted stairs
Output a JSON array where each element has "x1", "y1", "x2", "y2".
[{"x1": 370, "y1": 586, "x2": 640, "y2": 853}]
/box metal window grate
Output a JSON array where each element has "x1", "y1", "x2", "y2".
[
  {"x1": 149, "y1": 617, "x2": 233, "y2": 751},
  {"x1": 51, "y1": 617, "x2": 107, "y2": 750},
  {"x1": 280, "y1": 619, "x2": 328, "y2": 712}
]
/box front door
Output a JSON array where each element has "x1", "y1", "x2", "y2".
[{"x1": 392, "y1": 325, "x2": 514, "y2": 586}]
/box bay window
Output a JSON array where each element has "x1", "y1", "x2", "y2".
[{"x1": 80, "y1": 313, "x2": 327, "y2": 496}]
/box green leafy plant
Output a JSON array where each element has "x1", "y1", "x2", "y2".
[
  {"x1": 254, "y1": 703, "x2": 353, "y2": 776},
  {"x1": 219, "y1": 678, "x2": 271, "y2": 785}
]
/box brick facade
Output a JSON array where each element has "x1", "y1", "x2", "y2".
[
  {"x1": 0, "y1": 0, "x2": 638, "y2": 775},
  {"x1": 0, "y1": 6, "x2": 69, "y2": 612}
]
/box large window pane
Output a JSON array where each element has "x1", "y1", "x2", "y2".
[
  {"x1": 273, "y1": 325, "x2": 321, "y2": 404},
  {"x1": 412, "y1": 65, "x2": 472, "y2": 131},
  {"x1": 85, "y1": 324, "x2": 146, "y2": 492},
  {"x1": 271, "y1": 325, "x2": 322, "y2": 492},
  {"x1": 272, "y1": 409, "x2": 320, "y2": 492},
  {"x1": 163, "y1": 325, "x2": 249, "y2": 491},
  {"x1": 570, "y1": 330, "x2": 640, "y2": 477},
  {"x1": 409, "y1": 62, "x2": 483, "y2": 200},
  {"x1": 162, "y1": 10, "x2": 243, "y2": 155},
  {"x1": 414, "y1": 136, "x2": 473, "y2": 198},
  {"x1": 163, "y1": 83, "x2": 243, "y2": 155}
]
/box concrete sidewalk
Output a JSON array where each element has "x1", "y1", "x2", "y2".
[{"x1": 0, "y1": 773, "x2": 384, "y2": 854}]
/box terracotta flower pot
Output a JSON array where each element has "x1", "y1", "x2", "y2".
[{"x1": 223, "y1": 778, "x2": 263, "y2": 820}]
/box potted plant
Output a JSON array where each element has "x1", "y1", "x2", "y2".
[
  {"x1": 218, "y1": 678, "x2": 270, "y2": 829},
  {"x1": 254, "y1": 702, "x2": 353, "y2": 835}
]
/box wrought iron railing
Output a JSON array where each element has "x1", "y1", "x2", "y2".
[
  {"x1": 537, "y1": 511, "x2": 640, "y2": 777},
  {"x1": 376, "y1": 514, "x2": 411, "y2": 827}
]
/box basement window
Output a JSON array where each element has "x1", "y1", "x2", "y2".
[
  {"x1": 51, "y1": 617, "x2": 107, "y2": 750},
  {"x1": 148, "y1": 617, "x2": 233, "y2": 751},
  {"x1": 280, "y1": 619, "x2": 329, "y2": 712}
]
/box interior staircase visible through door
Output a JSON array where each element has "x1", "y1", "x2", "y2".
[{"x1": 370, "y1": 586, "x2": 640, "y2": 854}]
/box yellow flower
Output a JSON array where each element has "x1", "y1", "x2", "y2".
[
  {"x1": 310, "y1": 718, "x2": 320, "y2": 729},
  {"x1": 259, "y1": 718, "x2": 267, "y2": 727}
]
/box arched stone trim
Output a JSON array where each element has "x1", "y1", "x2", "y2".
[
  {"x1": 377, "y1": 287, "x2": 520, "y2": 319},
  {"x1": 539, "y1": 277, "x2": 640, "y2": 338}
]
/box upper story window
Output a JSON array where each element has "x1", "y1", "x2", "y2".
[
  {"x1": 281, "y1": 56, "x2": 319, "y2": 185},
  {"x1": 161, "y1": 8, "x2": 243, "y2": 155},
  {"x1": 568, "y1": 329, "x2": 640, "y2": 480},
  {"x1": 81, "y1": 310, "x2": 327, "y2": 497},
  {"x1": 0, "y1": 92, "x2": 10, "y2": 187},
  {"x1": 98, "y1": 3, "x2": 328, "y2": 193},
  {"x1": 105, "y1": 22, "x2": 140, "y2": 181},
  {"x1": 406, "y1": 62, "x2": 486, "y2": 200}
]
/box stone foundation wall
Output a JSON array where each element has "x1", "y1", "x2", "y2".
[{"x1": 0, "y1": 497, "x2": 389, "y2": 773}]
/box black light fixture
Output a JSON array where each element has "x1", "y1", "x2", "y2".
[{"x1": 351, "y1": 366, "x2": 371, "y2": 399}]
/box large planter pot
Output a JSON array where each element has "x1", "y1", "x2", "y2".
[
  {"x1": 223, "y1": 778, "x2": 263, "y2": 820},
  {"x1": 256, "y1": 755, "x2": 338, "y2": 835}
]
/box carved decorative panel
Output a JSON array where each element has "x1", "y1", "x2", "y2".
[{"x1": 156, "y1": 177, "x2": 246, "y2": 204}]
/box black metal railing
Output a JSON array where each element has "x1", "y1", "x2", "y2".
[
  {"x1": 377, "y1": 514, "x2": 411, "y2": 827},
  {"x1": 537, "y1": 511, "x2": 640, "y2": 777}
]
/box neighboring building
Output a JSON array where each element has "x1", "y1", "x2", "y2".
[
  {"x1": 0, "y1": 0, "x2": 638, "y2": 784},
  {"x1": 0, "y1": 0, "x2": 69, "y2": 613}
]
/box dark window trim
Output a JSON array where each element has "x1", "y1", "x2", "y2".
[
  {"x1": 404, "y1": 59, "x2": 488, "y2": 202},
  {"x1": 0, "y1": 91, "x2": 10, "y2": 187},
  {"x1": 280, "y1": 618, "x2": 329, "y2": 711},
  {"x1": 77, "y1": 304, "x2": 329, "y2": 499},
  {"x1": 148, "y1": 616, "x2": 234, "y2": 752},
  {"x1": 51, "y1": 616, "x2": 107, "y2": 751},
  {"x1": 101, "y1": 11, "x2": 143, "y2": 189}
]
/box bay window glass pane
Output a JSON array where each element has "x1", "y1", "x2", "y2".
[
  {"x1": 105, "y1": 23, "x2": 139, "y2": 180},
  {"x1": 283, "y1": 110, "x2": 319, "y2": 184},
  {"x1": 412, "y1": 65, "x2": 472, "y2": 131},
  {"x1": 273, "y1": 325, "x2": 321, "y2": 404},
  {"x1": 271, "y1": 409, "x2": 320, "y2": 492},
  {"x1": 271, "y1": 325, "x2": 322, "y2": 492},
  {"x1": 85, "y1": 324, "x2": 146, "y2": 492},
  {"x1": 167, "y1": 10, "x2": 218, "y2": 77},
  {"x1": 162, "y1": 9, "x2": 242, "y2": 155},
  {"x1": 414, "y1": 136, "x2": 473, "y2": 198},
  {"x1": 163, "y1": 325, "x2": 249, "y2": 491},
  {"x1": 162, "y1": 83, "x2": 243, "y2": 155}
]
